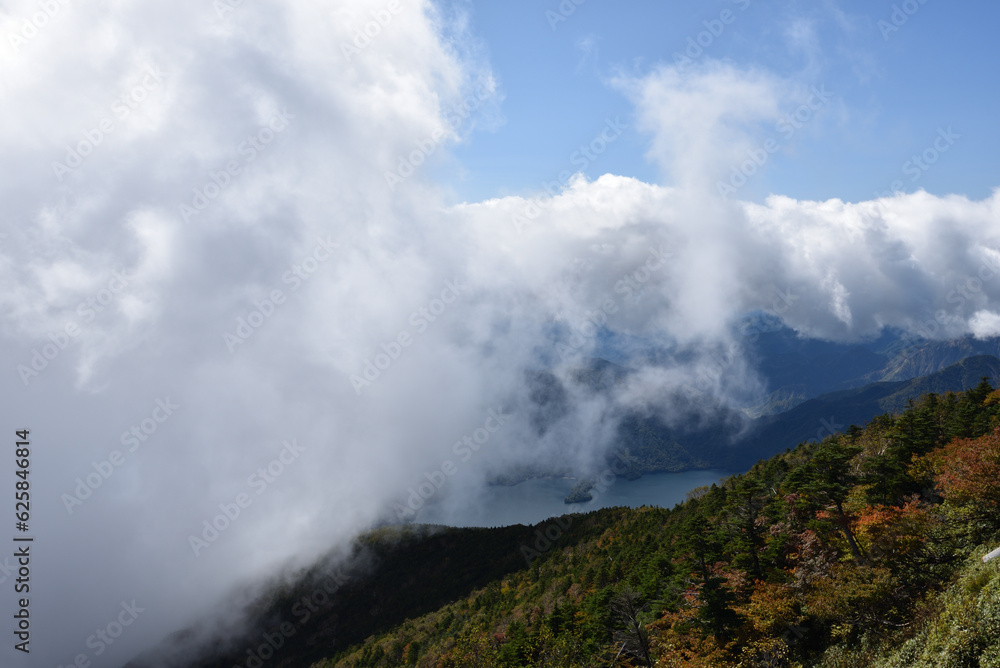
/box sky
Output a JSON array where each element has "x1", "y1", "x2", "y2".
[
  {"x1": 450, "y1": 0, "x2": 1000, "y2": 204},
  {"x1": 0, "y1": 0, "x2": 998, "y2": 666}
]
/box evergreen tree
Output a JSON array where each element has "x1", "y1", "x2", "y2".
[{"x1": 786, "y1": 439, "x2": 866, "y2": 561}]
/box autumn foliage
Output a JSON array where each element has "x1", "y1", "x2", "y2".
[
  {"x1": 926, "y1": 427, "x2": 1000, "y2": 510},
  {"x1": 318, "y1": 382, "x2": 1000, "y2": 668}
]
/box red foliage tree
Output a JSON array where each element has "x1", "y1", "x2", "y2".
[{"x1": 927, "y1": 428, "x2": 1000, "y2": 510}]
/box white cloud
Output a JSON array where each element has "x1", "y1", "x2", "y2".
[
  {"x1": 0, "y1": 0, "x2": 506, "y2": 663},
  {"x1": 971, "y1": 310, "x2": 1000, "y2": 339},
  {"x1": 614, "y1": 61, "x2": 789, "y2": 190}
]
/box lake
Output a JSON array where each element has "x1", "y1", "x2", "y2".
[{"x1": 413, "y1": 469, "x2": 732, "y2": 528}]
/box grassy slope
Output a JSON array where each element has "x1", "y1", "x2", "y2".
[{"x1": 821, "y1": 549, "x2": 1000, "y2": 668}]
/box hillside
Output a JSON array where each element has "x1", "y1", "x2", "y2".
[
  {"x1": 744, "y1": 326, "x2": 1000, "y2": 413},
  {"x1": 601, "y1": 354, "x2": 1000, "y2": 482},
  {"x1": 321, "y1": 380, "x2": 1000, "y2": 667},
  {"x1": 130, "y1": 379, "x2": 1000, "y2": 667},
  {"x1": 491, "y1": 344, "x2": 1000, "y2": 493},
  {"x1": 726, "y1": 354, "x2": 1000, "y2": 469}
]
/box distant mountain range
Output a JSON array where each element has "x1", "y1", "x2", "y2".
[
  {"x1": 529, "y1": 328, "x2": 1000, "y2": 496},
  {"x1": 730, "y1": 353, "x2": 1000, "y2": 468},
  {"x1": 746, "y1": 322, "x2": 1000, "y2": 413}
]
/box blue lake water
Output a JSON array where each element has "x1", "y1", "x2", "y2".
[{"x1": 414, "y1": 469, "x2": 732, "y2": 528}]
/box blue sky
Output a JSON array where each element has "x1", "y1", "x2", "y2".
[{"x1": 447, "y1": 0, "x2": 1000, "y2": 204}]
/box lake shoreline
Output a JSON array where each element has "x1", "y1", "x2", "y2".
[{"x1": 416, "y1": 468, "x2": 732, "y2": 529}]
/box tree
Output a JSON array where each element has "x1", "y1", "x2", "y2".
[
  {"x1": 722, "y1": 475, "x2": 770, "y2": 580},
  {"x1": 785, "y1": 440, "x2": 866, "y2": 561},
  {"x1": 674, "y1": 509, "x2": 741, "y2": 641},
  {"x1": 609, "y1": 585, "x2": 653, "y2": 666},
  {"x1": 924, "y1": 427, "x2": 1000, "y2": 540},
  {"x1": 945, "y1": 380, "x2": 995, "y2": 440}
]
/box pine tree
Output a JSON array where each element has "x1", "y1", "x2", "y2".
[{"x1": 786, "y1": 439, "x2": 866, "y2": 561}]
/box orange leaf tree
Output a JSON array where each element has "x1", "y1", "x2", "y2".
[{"x1": 924, "y1": 427, "x2": 1000, "y2": 541}]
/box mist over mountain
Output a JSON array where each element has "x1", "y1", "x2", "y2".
[
  {"x1": 127, "y1": 380, "x2": 1000, "y2": 667},
  {"x1": 505, "y1": 339, "x2": 1000, "y2": 490}
]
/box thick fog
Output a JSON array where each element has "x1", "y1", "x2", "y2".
[{"x1": 0, "y1": 1, "x2": 998, "y2": 665}]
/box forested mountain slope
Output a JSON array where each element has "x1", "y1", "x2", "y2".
[
  {"x1": 317, "y1": 380, "x2": 1000, "y2": 667},
  {"x1": 606, "y1": 354, "x2": 1000, "y2": 479},
  {"x1": 131, "y1": 378, "x2": 1000, "y2": 667}
]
